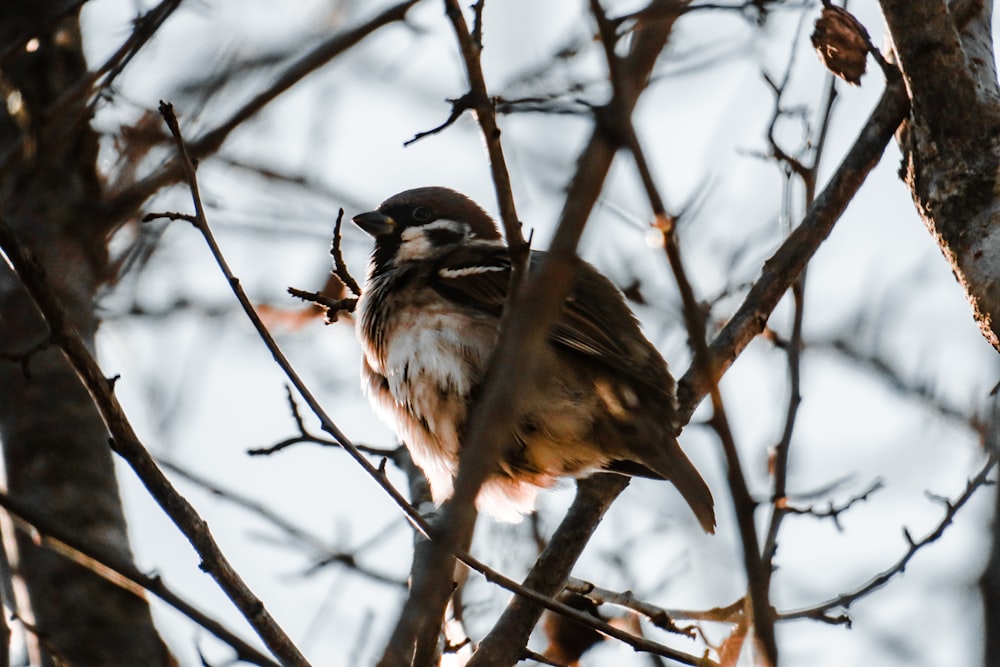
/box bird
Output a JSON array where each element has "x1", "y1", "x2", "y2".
[{"x1": 352, "y1": 187, "x2": 715, "y2": 532}]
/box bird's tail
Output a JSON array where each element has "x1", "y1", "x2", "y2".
[{"x1": 633, "y1": 438, "x2": 716, "y2": 534}]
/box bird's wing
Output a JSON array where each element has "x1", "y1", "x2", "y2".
[
  {"x1": 429, "y1": 243, "x2": 511, "y2": 316},
  {"x1": 431, "y1": 247, "x2": 669, "y2": 393},
  {"x1": 551, "y1": 258, "x2": 672, "y2": 394}
]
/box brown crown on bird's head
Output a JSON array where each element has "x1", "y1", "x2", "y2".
[{"x1": 354, "y1": 187, "x2": 501, "y2": 241}]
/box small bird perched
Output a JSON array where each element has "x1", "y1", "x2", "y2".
[{"x1": 353, "y1": 187, "x2": 715, "y2": 532}]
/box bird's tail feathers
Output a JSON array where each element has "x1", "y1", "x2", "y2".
[{"x1": 633, "y1": 439, "x2": 716, "y2": 534}]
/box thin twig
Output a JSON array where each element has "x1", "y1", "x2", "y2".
[
  {"x1": 329, "y1": 208, "x2": 362, "y2": 296},
  {"x1": 247, "y1": 429, "x2": 397, "y2": 459},
  {"x1": 142, "y1": 210, "x2": 197, "y2": 225},
  {"x1": 760, "y1": 31, "x2": 839, "y2": 581},
  {"x1": 566, "y1": 579, "x2": 746, "y2": 625},
  {"x1": 0, "y1": 490, "x2": 281, "y2": 667},
  {"x1": 155, "y1": 101, "x2": 712, "y2": 667},
  {"x1": 102, "y1": 0, "x2": 423, "y2": 225},
  {"x1": 779, "y1": 455, "x2": 996, "y2": 624},
  {"x1": 565, "y1": 581, "x2": 698, "y2": 637},
  {"x1": 158, "y1": 458, "x2": 406, "y2": 588},
  {"x1": 403, "y1": 93, "x2": 474, "y2": 146},
  {"x1": 0, "y1": 213, "x2": 311, "y2": 667},
  {"x1": 780, "y1": 478, "x2": 884, "y2": 531},
  {"x1": 441, "y1": 0, "x2": 526, "y2": 262},
  {"x1": 675, "y1": 71, "x2": 908, "y2": 419},
  {"x1": 286, "y1": 287, "x2": 357, "y2": 320}
]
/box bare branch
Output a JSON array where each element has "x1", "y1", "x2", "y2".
[
  {"x1": 566, "y1": 580, "x2": 746, "y2": 626},
  {"x1": 0, "y1": 490, "x2": 281, "y2": 667},
  {"x1": 155, "y1": 101, "x2": 711, "y2": 667},
  {"x1": 779, "y1": 478, "x2": 885, "y2": 531},
  {"x1": 329, "y1": 208, "x2": 362, "y2": 297},
  {"x1": 676, "y1": 73, "x2": 909, "y2": 418},
  {"x1": 142, "y1": 210, "x2": 197, "y2": 225},
  {"x1": 760, "y1": 31, "x2": 840, "y2": 601},
  {"x1": 0, "y1": 212, "x2": 311, "y2": 666},
  {"x1": 158, "y1": 458, "x2": 406, "y2": 588},
  {"x1": 780, "y1": 456, "x2": 996, "y2": 624},
  {"x1": 403, "y1": 93, "x2": 474, "y2": 147},
  {"x1": 565, "y1": 581, "x2": 699, "y2": 637},
  {"x1": 441, "y1": 0, "x2": 525, "y2": 260},
  {"x1": 286, "y1": 287, "x2": 357, "y2": 321},
  {"x1": 103, "y1": 0, "x2": 422, "y2": 225}
]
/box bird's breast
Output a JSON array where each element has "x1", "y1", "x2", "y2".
[{"x1": 356, "y1": 271, "x2": 497, "y2": 454}]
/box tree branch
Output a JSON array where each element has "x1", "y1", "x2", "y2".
[
  {"x1": 379, "y1": 2, "x2": 691, "y2": 663},
  {"x1": 155, "y1": 100, "x2": 710, "y2": 667},
  {"x1": 0, "y1": 216, "x2": 311, "y2": 667},
  {"x1": 157, "y1": 458, "x2": 406, "y2": 588},
  {"x1": 0, "y1": 490, "x2": 281, "y2": 667},
  {"x1": 879, "y1": 0, "x2": 1000, "y2": 349},
  {"x1": 780, "y1": 455, "x2": 996, "y2": 624},
  {"x1": 676, "y1": 72, "x2": 909, "y2": 418},
  {"x1": 102, "y1": 0, "x2": 422, "y2": 226}
]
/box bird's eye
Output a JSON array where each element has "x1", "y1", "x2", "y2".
[{"x1": 412, "y1": 206, "x2": 432, "y2": 222}]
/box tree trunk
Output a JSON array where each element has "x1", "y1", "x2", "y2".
[
  {"x1": 879, "y1": 3, "x2": 1000, "y2": 665},
  {"x1": 880, "y1": 0, "x2": 1000, "y2": 350},
  {"x1": 0, "y1": 5, "x2": 174, "y2": 665}
]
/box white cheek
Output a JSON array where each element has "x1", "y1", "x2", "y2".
[
  {"x1": 396, "y1": 228, "x2": 435, "y2": 262},
  {"x1": 395, "y1": 220, "x2": 468, "y2": 262}
]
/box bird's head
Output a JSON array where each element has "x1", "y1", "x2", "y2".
[{"x1": 353, "y1": 187, "x2": 501, "y2": 270}]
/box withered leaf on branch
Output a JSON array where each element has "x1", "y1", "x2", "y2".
[
  {"x1": 542, "y1": 592, "x2": 606, "y2": 666},
  {"x1": 811, "y1": 4, "x2": 870, "y2": 85}
]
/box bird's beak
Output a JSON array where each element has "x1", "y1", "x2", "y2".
[{"x1": 353, "y1": 210, "x2": 395, "y2": 237}]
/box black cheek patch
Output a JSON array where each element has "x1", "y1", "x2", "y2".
[{"x1": 425, "y1": 227, "x2": 466, "y2": 247}]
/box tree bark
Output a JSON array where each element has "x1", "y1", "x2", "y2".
[
  {"x1": 879, "y1": 3, "x2": 1000, "y2": 665},
  {"x1": 0, "y1": 6, "x2": 173, "y2": 666},
  {"x1": 880, "y1": 0, "x2": 1000, "y2": 350}
]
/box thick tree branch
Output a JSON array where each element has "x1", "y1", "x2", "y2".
[
  {"x1": 677, "y1": 73, "x2": 910, "y2": 416},
  {"x1": 154, "y1": 100, "x2": 708, "y2": 667},
  {"x1": 0, "y1": 217, "x2": 311, "y2": 667},
  {"x1": 379, "y1": 2, "x2": 689, "y2": 664},
  {"x1": 880, "y1": 0, "x2": 1000, "y2": 350},
  {"x1": 467, "y1": 475, "x2": 630, "y2": 667}
]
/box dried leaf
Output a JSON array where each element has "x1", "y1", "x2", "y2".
[
  {"x1": 811, "y1": 4, "x2": 870, "y2": 85},
  {"x1": 718, "y1": 624, "x2": 748, "y2": 667},
  {"x1": 542, "y1": 592, "x2": 605, "y2": 666}
]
